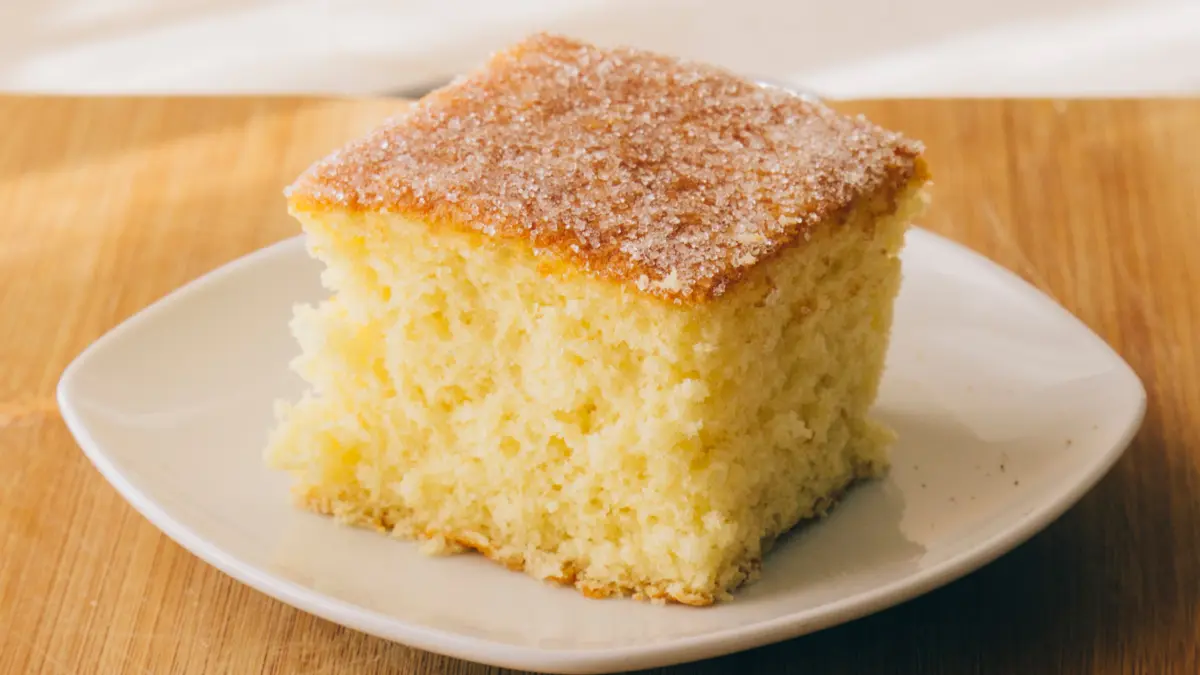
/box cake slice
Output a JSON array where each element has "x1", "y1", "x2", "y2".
[{"x1": 266, "y1": 33, "x2": 930, "y2": 605}]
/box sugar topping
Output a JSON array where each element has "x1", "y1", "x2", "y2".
[{"x1": 288, "y1": 33, "x2": 926, "y2": 302}]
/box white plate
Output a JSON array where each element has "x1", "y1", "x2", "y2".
[{"x1": 58, "y1": 228, "x2": 1145, "y2": 674}]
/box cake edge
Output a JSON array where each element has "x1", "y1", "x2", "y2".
[
  {"x1": 286, "y1": 158, "x2": 930, "y2": 307},
  {"x1": 295, "y1": 468, "x2": 873, "y2": 607}
]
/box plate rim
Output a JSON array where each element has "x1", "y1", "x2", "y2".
[{"x1": 56, "y1": 228, "x2": 1147, "y2": 674}]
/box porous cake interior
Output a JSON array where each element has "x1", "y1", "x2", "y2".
[{"x1": 265, "y1": 183, "x2": 924, "y2": 605}]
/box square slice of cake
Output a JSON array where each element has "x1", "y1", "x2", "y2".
[{"x1": 266, "y1": 33, "x2": 930, "y2": 605}]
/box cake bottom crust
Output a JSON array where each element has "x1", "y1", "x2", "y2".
[{"x1": 296, "y1": 470, "x2": 867, "y2": 607}]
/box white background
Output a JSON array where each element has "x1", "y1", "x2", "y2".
[{"x1": 1, "y1": 0, "x2": 1197, "y2": 98}]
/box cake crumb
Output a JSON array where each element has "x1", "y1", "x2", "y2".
[{"x1": 420, "y1": 535, "x2": 465, "y2": 555}]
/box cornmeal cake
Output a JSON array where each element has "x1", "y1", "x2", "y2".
[{"x1": 266, "y1": 33, "x2": 930, "y2": 605}]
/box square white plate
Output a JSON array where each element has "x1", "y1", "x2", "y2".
[{"x1": 58, "y1": 228, "x2": 1144, "y2": 674}]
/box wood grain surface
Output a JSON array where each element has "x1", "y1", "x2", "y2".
[{"x1": 1, "y1": 96, "x2": 1198, "y2": 674}]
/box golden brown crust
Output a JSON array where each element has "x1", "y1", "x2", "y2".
[
  {"x1": 288, "y1": 33, "x2": 927, "y2": 303},
  {"x1": 298, "y1": 488, "x2": 726, "y2": 605},
  {"x1": 294, "y1": 470, "x2": 870, "y2": 607}
]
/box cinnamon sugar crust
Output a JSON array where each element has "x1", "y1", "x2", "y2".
[{"x1": 287, "y1": 33, "x2": 927, "y2": 303}]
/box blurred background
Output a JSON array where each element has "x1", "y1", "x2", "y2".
[{"x1": 1, "y1": 0, "x2": 1198, "y2": 99}]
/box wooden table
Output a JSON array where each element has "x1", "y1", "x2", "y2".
[{"x1": 2, "y1": 96, "x2": 1198, "y2": 674}]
